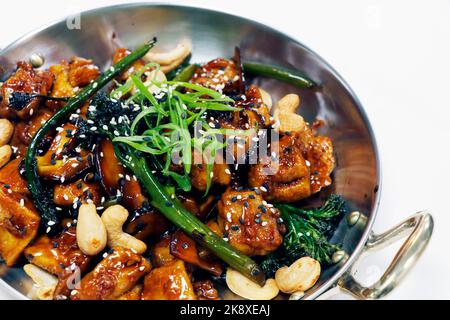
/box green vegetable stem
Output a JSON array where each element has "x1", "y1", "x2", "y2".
[{"x1": 243, "y1": 62, "x2": 316, "y2": 88}]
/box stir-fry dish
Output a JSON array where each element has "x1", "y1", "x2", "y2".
[{"x1": 0, "y1": 39, "x2": 347, "y2": 300}]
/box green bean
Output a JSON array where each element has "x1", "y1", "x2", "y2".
[
  {"x1": 243, "y1": 62, "x2": 316, "y2": 88},
  {"x1": 172, "y1": 64, "x2": 199, "y2": 82}
]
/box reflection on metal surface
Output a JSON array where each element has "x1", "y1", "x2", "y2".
[
  {"x1": 332, "y1": 250, "x2": 349, "y2": 265},
  {"x1": 289, "y1": 291, "x2": 305, "y2": 300}
]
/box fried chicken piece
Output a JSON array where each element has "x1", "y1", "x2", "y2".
[
  {"x1": 248, "y1": 127, "x2": 335, "y2": 202},
  {"x1": 68, "y1": 57, "x2": 100, "y2": 88},
  {"x1": 117, "y1": 284, "x2": 143, "y2": 300},
  {"x1": 0, "y1": 158, "x2": 28, "y2": 195},
  {"x1": 303, "y1": 134, "x2": 335, "y2": 195},
  {"x1": 0, "y1": 61, "x2": 54, "y2": 119},
  {"x1": 249, "y1": 133, "x2": 311, "y2": 202},
  {"x1": 24, "y1": 227, "x2": 90, "y2": 276},
  {"x1": 217, "y1": 188, "x2": 283, "y2": 256},
  {"x1": 190, "y1": 149, "x2": 231, "y2": 192},
  {"x1": 24, "y1": 227, "x2": 91, "y2": 298},
  {"x1": 191, "y1": 58, "x2": 240, "y2": 94},
  {"x1": 9, "y1": 121, "x2": 29, "y2": 156},
  {"x1": 53, "y1": 179, "x2": 101, "y2": 206},
  {"x1": 25, "y1": 108, "x2": 54, "y2": 141},
  {"x1": 193, "y1": 280, "x2": 220, "y2": 300},
  {"x1": 71, "y1": 246, "x2": 150, "y2": 300},
  {"x1": 46, "y1": 61, "x2": 74, "y2": 109},
  {"x1": 8, "y1": 108, "x2": 54, "y2": 157},
  {"x1": 142, "y1": 260, "x2": 197, "y2": 300},
  {"x1": 0, "y1": 187, "x2": 40, "y2": 266},
  {"x1": 6, "y1": 110, "x2": 54, "y2": 159}
]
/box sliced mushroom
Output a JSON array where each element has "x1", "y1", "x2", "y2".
[{"x1": 0, "y1": 158, "x2": 29, "y2": 194}]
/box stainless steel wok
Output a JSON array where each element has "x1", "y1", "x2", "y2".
[{"x1": 0, "y1": 3, "x2": 434, "y2": 300}]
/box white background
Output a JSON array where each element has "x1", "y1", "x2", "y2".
[{"x1": 1, "y1": 0, "x2": 449, "y2": 300}]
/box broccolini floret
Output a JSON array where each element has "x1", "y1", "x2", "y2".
[{"x1": 260, "y1": 195, "x2": 347, "y2": 277}]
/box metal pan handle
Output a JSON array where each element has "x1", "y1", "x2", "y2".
[{"x1": 337, "y1": 211, "x2": 434, "y2": 299}]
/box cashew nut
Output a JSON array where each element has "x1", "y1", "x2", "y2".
[
  {"x1": 0, "y1": 145, "x2": 12, "y2": 168},
  {"x1": 226, "y1": 268, "x2": 279, "y2": 300},
  {"x1": 131, "y1": 69, "x2": 167, "y2": 95},
  {"x1": 143, "y1": 41, "x2": 191, "y2": 73},
  {"x1": 258, "y1": 88, "x2": 272, "y2": 110},
  {"x1": 101, "y1": 205, "x2": 147, "y2": 254},
  {"x1": 273, "y1": 94, "x2": 306, "y2": 133},
  {"x1": 0, "y1": 119, "x2": 13, "y2": 146},
  {"x1": 76, "y1": 203, "x2": 107, "y2": 255},
  {"x1": 275, "y1": 257, "x2": 321, "y2": 293},
  {"x1": 23, "y1": 264, "x2": 58, "y2": 300}
]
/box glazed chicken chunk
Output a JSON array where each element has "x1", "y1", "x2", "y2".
[
  {"x1": 191, "y1": 58, "x2": 240, "y2": 94},
  {"x1": 71, "y1": 246, "x2": 151, "y2": 300},
  {"x1": 0, "y1": 61, "x2": 54, "y2": 119},
  {"x1": 249, "y1": 126, "x2": 335, "y2": 203},
  {"x1": 0, "y1": 187, "x2": 40, "y2": 266},
  {"x1": 142, "y1": 259, "x2": 197, "y2": 300},
  {"x1": 217, "y1": 188, "x2": 284, "y2": 256},
  {"x1": 24, "y1": 227, "x2": 91, "y2": 298},
  {"x1": 189, "y1": 149, "x2": 231, "y2": 192}
]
